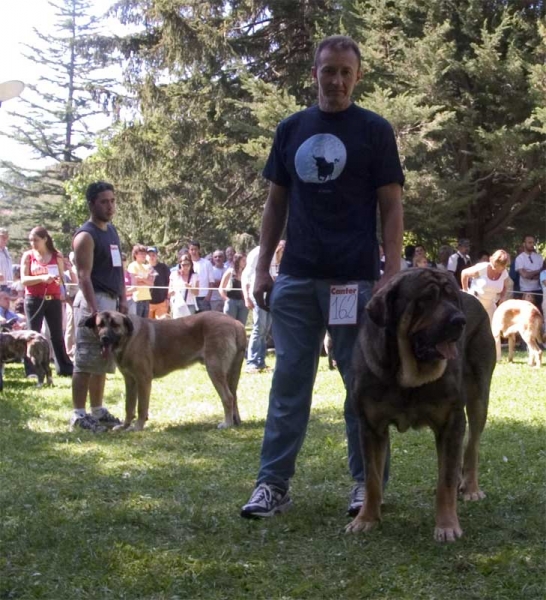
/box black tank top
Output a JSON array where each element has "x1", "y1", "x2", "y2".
[
  {"x1": 226, "y1": 277, "x2": 243, "y2": 300},
  {"x1": 74, "y1": 221, "x2": 123, "y2": 297}
]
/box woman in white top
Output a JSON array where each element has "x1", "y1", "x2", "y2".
[
  {"x1": 461, "y1": 249, "x2": 511, "y2": 321},
  {"x1": 169, "y1": 253, "x2": 199, "y2": 317}
]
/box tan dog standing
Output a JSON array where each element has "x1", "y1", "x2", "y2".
[
  {"x1": 85, "y1": 310, "x2": 246, "y2": 430},
  {"x1": 491, "y1": 299, "x2": 544, "y2": 367}
]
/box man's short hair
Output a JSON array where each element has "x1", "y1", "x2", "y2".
[
  {"x1": 188, "y1": 240, "x2": 200, "y2": 249},
  {"x1": 314, "y1": 35, "x2": 361, "y2": 70},
  {"x1": 86, "y1": 181, "x2": 114, "y2": 204},
  {"x1": 522, "y1": 234, "x2": 535, "y2": 242},
  {"x1": 0, "y1": 227, "x2": 8, "y2": 236},
  {"x1": 457, "y1": 238, "x2": 470, "y2": 248}
]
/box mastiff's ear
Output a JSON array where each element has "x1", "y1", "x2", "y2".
[
  {"x1": 84, "y1": 314, "x2": 97, "y2": 329},
  {"x1": 366, "y1": 282, "x2": 398, "y2": 328},
  {"x1": 123, "y1": 315, "x2": 134, "y2": 336}
]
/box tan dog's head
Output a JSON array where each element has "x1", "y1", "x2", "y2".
[
  {"x1": 367, "y1": 269, "x2": 465, "y2": 364},
  {"x1": 85, "y1": 311, "x2": 134, "y2": 358}
]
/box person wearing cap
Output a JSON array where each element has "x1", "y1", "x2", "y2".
[
  {"x1": 146, "y1": 246, "x2": 171, "y2": 318},
  {"x1": 447, "y1": 238, "x2": 471, "y2": 288},
  {"x1": 0, "y1": 227, "x2": 13, "y2": 293}
]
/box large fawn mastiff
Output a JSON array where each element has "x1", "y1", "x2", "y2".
[
  {"x1": 347, "y1": 269, "x2": 496, "y2": 542},
  {"x1": 85, "y1": 310, "x2": 246, "y2": 431}
]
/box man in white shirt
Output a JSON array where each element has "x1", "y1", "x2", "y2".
[
  {"x1": 515, "y1": 235, "x2": 543, "y2": 310},
  {"x1": 0, "y1": 228, "x2": 14, "y2": 293},
  {"x1": 189, "y1": 241, "x2": 215, "y2": 311}
]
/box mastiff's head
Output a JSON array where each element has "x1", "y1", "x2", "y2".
[
  {"x1": 85, "y1": 311, "x2": 134, "y2": 358},
  {"x1": 367, "y1": 268, "x2": 466, "y2": 387}
]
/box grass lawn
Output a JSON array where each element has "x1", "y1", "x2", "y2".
[{"x1": 0, "y1": 352, "x2": 544, "y2": 599}]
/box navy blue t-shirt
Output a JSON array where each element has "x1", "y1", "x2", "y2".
[{"x1": 263, "y1": 103, "x2": 404, "y2": 280}]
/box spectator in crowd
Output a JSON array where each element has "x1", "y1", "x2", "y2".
[
  {"x1": 122, "y1": 253, "x2": 137, "y2": 315},
  {"x1": 225, "y1": 246, "x2": 235, "y2": 268},
  {"x1": 461, "y1": 249, "x2": 510, "y2": 321},
  {"x1": 413, "y1": 254, "x2": 430, "y2": 268},
  {"x1": 477, "y1": 250, "x2": 490, "y2": 263},
  {"x1": 169, "y1": 253, "x2": 199, "y2": 317},
  {"x1": 413, "y1": 244, "x2": 436, "y2": 267},
  {"x1": 436, "y1": 245, "x2": 453, "y2": 271},
  {"x1": 403, "y1": 244, "x2": 415, "y2": 269},
  {"x1": 508, "y1": 244, "x2": 522, "y2": 297},
  {"x1": 219, "y1": 253, "x2": 248, "y2": 326},
  {"x1": 127, "y1": 244, "x2": 155, "y2": 318},
  {"x1": 188, "y1": 241, "x2": 214, "y2": 312},
  {"x1": 240, "y1": 35, "x2": 404, "y2": 519},
  {"x1": 10, "y1": 265, "x2": 25, "y2": 299},
  {"x1": 63, "y1": 252, "x2": 78, "y2": 360},
  {"x1": 21, "y1": 226, "x2": 73, "y2": 377},
  {"x1": 447, "y1": 238, "x2": 471, "y2": 287},
  {"x1": 538, "y1": 259, "x2": 546, "y2": 318},
  {"x1": 242, "y1": 241, "x2": 285, "y2": 374},
  {"x1": 0, "y1": 290, "x2": 23, "y2": 328},
  {"x1": 210, "y1": 249, "x2": 227, "y2": 312},
  {"x1": 514, "y1": 235, "x2": 543, "y2": 310},
  {"x1": 71, "y1": 181, "x2": 125, "y2": 432},
  {"x1": 0, "y1": 227, "x2": 13, "y2": 293},
  {"x1": 147, "y1": 246, "x2": 171, "y2": 319}
]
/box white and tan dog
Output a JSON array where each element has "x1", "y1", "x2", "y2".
[
  {"x1": 491, "y1": 299, "x2": 544, "y2": 367},
  {"x1": 85, "y1": 310, "x2": 247, "y2": 430}
]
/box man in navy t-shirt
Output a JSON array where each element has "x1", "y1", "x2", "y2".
[{"x1": 241, "y1": 35, "x2": 405, "y2": 519}]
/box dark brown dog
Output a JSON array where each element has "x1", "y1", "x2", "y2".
[
  {"x1": 0, "y1": 330, "x2": 53, "y2": 389},
  {"x1": 492, "y1": 299, "x2": 544, "y2": 367},
  {"x1": 85, "y1": 310, "x2": 247, "y2": 431},
  {"x1": 346, "y1": 268, "x2": 495, "y2": 542}
]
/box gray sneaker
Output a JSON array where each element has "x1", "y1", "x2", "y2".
[
  {"x1": 70, "y1": 414, "x2": 107, "y2": 433},
  {"x1": 95, "y1": 409, "x2": 122, "y2": 429},
  {"x1": 241, "y1": 483, "x2": 292, "y2": 519},
  {"x1": 347, "y1": 482, "x2": 365, "y2": 517}
]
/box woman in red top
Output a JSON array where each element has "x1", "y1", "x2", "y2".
[{"x1": 21, "y1": 226, "x2": 73, "y2": 377}]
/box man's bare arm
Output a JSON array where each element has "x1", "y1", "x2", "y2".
[
  {"x1": 254, "y1": 182, "x2": 289, "y2": 310},
  {"x1": 377, "y1": 182, "x2": 404, "y2": 291},
  {"x1": 73, "y1": 231, "x2": 98, "y2": 313}
]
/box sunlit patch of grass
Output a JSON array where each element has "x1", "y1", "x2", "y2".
[{"x1": 0, "y1": 352, "x2": 544, "y2": 599}]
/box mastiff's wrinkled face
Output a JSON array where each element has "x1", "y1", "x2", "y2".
[
  {"x1": 367, "y1": 269, "x2": 466, "y2": 386},
  {"x1": 85, "y1": 311, "x2": 134, "y2": 358}
]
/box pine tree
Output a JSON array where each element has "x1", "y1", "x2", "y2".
[{"x1": 0, "y1": 0, "x2": 119, "y2": 246}]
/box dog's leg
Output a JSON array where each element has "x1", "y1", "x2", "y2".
[
  {"x1": 494, "y1": 334, "x2": 502, "y2": 362},
  {"x1": 434, "y1": 410, "x2": 465, "y2": 542},
  {"x1": 113, "y1": 375, "x2": 138, "y2": 431},
  {"x1": 346, "y1": 421, "x2": 387, "y2": 534},
  {"x1": 227, "y1": 349, "x2": 245, "y2": 426},
  {"x1": 507, "y1": 334, "x2": 515, "y2": 362},
  {"x1": 460, "y1": 386, "x2": 488, "y2": 501},
  {"x1": 207, "y1": 362, "x2": 236, "y2": 429},
  {"x1": 134, "y1": 377, "x2": 152, "y2": 431},
  {"x1": 522, "y1": 329, "x2": 541, "y2": 368}
]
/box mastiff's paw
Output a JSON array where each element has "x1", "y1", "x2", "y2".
[
  {"x1": 434, "y1": 525, "x2": 463, "y2": 543},
  {"x1": 345, "y1": 518, "x2": 378, "y2": 534}
]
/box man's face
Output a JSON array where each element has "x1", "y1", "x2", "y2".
[
  {"x1": 0, "y1": 233, "x2": 8, "y2": 248},
  {"x1": 90, "y1": 190, "x2": 116, "y2": 222},
  {"x1": 225, "y1": 247, "x2": 234, "y2": 262},
  {"x1": 212, "y1": 251, "x2": 225, "y2": 267},
  {"x1": 0, "y1": 293, "x2": 9, "y2": 307},
  {"x1": 312, "y1": 47, "x2": 361, "y2": 112},
  {"x1": 189, "y1": 245, "x2": 200, "y2": 260},
  {"x1": 523, "y1": 237, "x2": 535, "y2": 253},
  {"x1": 147, "y1": 252, "x2": 158, "y2": 266},
  {"x1": 459, "y1": 243, "x2": 469, "y2": 255}
]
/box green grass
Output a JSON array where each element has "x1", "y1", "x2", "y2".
[{"x1": 0, "y1": 353, "x2": 544, "y2": 599}]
